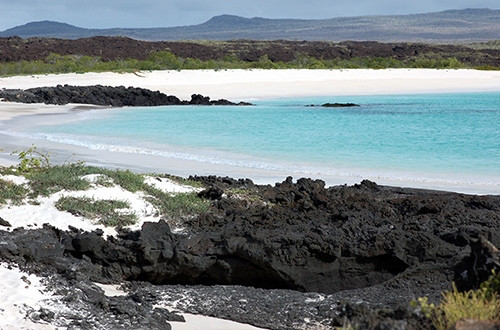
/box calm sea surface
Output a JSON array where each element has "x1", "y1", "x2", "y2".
[{"x1": 6, "y1": 92, "x2": 500, "y2": 187}]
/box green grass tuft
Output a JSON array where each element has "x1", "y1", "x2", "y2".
[
  {"x1": 27, "y1": 165, "x2": 92, "y2": 197},
  {"x1": 55, "y1": 195, "x2": 137, "y2": 227},
  {"x1": 0, "y1": 178, "x2": 28, "y2": 205},
  {"x1": 144, "y1": 185, "x2": 210, "y2": 217},
  {"x1": 98, "y1": 168, "x2": 146, "y2": 192}
]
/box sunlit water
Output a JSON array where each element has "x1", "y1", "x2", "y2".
[{"x1": 3, "y1": 92, "x2": 500, "y2": 188}]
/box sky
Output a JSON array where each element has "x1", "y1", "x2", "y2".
[{"x1": 0, "y1": 0, "x2": 498, "y2": 31}]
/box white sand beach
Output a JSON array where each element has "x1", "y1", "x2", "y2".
[
  {"x1": 1, "y1": 69, "x2": 500, "y2": 194},
  {"x1": 2, "y1": 68, "x2": 500, "y2": 101}
]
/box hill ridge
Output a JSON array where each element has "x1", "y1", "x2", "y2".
[{"x1": 1, "y1": 8, "x2": 500, "y2": 42}]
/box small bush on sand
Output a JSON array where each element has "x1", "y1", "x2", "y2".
[
  {"x1": 7, "y1": 145, "x2": 90, "y2": 197},
  {"x1": 11, "y1": 144, "x2": 51, "y2": 174}
]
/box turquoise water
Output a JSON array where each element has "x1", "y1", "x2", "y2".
[{"x1": 7, "y1": 92, "x2": 500, "y2": 186}]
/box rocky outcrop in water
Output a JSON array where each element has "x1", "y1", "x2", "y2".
[
  {"x1": 322, "y1": 102, "x2": 359, "y2": 107},
  {"x1": 0, "y1": 85, "x2": 253, "y2": 106},
  {"x1": 2, "y1": 177, "x2": 500, "y2": 329},
  {"x1": 307, "y1": 102, "x2": 360, "y2": 107},
  {"x1": 306, "y1": 102, "x2": 360, "y2": 108}
]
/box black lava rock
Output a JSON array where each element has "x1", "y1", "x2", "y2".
[
  {"x1": 0, "y1": 85, "x2": 253, "y2": 107},
  {"x1": 2, "y1": 178, "x2": 500, "y2": 329}
]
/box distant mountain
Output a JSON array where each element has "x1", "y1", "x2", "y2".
[
  {"x1": 1, "y1": 9, "x2": 500, "y2": 42},
  {"x1": 0, "y1": 21, "x2": 115, "y2": 39},
  {"x1": 1, "y1": 21, "x2": 88, "y2": 37}
]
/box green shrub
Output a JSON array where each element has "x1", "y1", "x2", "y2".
[
  {"x1": 481, "y1": 270, "x2": 500, "y2": 300},
  {"x1": 146, "y1": 51, "x2": 182, "y2": 70},
  {"x1": 11, "y1": 144, "x2": 51, "y2": 174},
  {"x1": 439, "y1": 57, "x2": 467, "y2": 69},
  {"x1": 93, "y1": 174, "x2": 115, "y2": 187},
  {"x1": 413, "y1": 282, "x2": 500, "y2": 330}
]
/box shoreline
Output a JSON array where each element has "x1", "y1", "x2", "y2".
[
  {"x1": 1, "y1": 69, "x2": 500, "y2": 195},
  {"x1": 2, "y1": 68, "x2": 500, "y2": 100}
]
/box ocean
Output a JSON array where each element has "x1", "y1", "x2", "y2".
[{"x1": 3, "y1": 92, "x2": 500, "y2": 192}]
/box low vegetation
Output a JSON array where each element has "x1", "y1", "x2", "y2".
[
  {"x1": 11, "y1": 145, "x2": 52, "y2": 174},
  {"x1": 0, "y1": 49, "x2": 496, "y2": 77},
  {"x1": 0, "y1": 178, "x2": 28, "y2": 206},
  {"x1": 412, "y1": 271, "x2": 500, "y2": 329},
  {"x1": 144, "y1": 186, "x2": 210, "y2": 217},
  {"x1": 55, "y1": 196, "x2": 137, "y2": 227},
  {"x1": 0, "y1": 146, "x2": 210, "y2": 226}
]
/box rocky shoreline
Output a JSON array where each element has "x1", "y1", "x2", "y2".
[
  {"x1": 1, "y1": 176, "x2": 500, "y2": 329},
  {"x1": 0, "y1": 85, "x2": 254, "y2": 107}
]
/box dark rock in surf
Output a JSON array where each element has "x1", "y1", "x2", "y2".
[
  {"x1": 307, "y1": 102, "x2": 360, "y2": 107},
  {"x1": 188, "y1": 93, "x2": 253, "y2": 106},
  {"x1": 188, "y1": 93, "x2": 210, "y2": 105},
  {"x1": 321, "y1": 102, "x2": 360, "y2": 107}
]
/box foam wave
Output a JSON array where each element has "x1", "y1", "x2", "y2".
[{"x1": 2, "y1": 129, "x2": 499, "y2": 190}]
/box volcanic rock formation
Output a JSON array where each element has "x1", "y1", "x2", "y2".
[
  {"x1": 0, "y1": 85, "x2": 253, "y2": 107},
  {"x1": 2, "y1": 177, "x2": 500, "y2": 329}
]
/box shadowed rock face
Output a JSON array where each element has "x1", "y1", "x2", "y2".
[
  {"x1": 2, "y1": 177, "x2": 500, "y2": 296},
  {"x1": 454, "y1": 236, "x2": 500, "y2": 291},
  {"x1": 0, "y1": 85, "x2": 253, "y2": 106}
]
